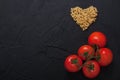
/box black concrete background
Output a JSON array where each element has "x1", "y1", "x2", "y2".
[{"x1": 0, "y1": 0, "x2": 120, "y2": 80}]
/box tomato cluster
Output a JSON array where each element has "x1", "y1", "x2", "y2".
[{"x1": 64, "y1": 31, "x2": 113, "y2": 79}]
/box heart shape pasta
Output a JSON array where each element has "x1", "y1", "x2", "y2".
[{"x1": 70, "y1": 6, "x2": 98, "y2": 31}]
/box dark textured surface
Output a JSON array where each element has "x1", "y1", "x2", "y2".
[{"x1": 0, "y1": 0, "x2": 120, "y2": 80}]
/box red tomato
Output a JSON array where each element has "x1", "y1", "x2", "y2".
[
  {"x1": 88, "y1": 31, "x2": 107, "y2": 48},
  {"x1": 82, "y1": 60, "x2": 100, "y2": 79},
  {"x1": 96, "y1": 48, "x2": 113, "y2": 66},
  {"x1": 77, "y1": 45, "x2": 95, "y2": 60},
  {"x1": 64, "y1": 54, "x2": 82, "y2": 72}
]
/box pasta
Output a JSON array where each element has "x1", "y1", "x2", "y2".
[{"x1": 70, "y1": 6, "x2": 98, "y2": 31}]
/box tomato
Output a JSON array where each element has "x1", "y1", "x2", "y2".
[
  {"x1": 64, "y1": 54, "x2": 82, "y2": 72},
  {"x1": 77, "y1": 45, "x2": 95, "y2": 60},
  {"x1": 88, "y1": 31, "x2": 107, "y2": 48},
  {"x1": 96, "y1": 48, "x2": 113, "y2": 66},
  {"x1": 82, "y1": 60, "x2": 100, "y2": 79}
]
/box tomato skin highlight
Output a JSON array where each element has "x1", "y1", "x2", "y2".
[
  {"x1": 96, "y1": 48, "x2": 113, "y2": 66},
  {"x1": 88, "y1": 32, "x2": 107, "y2": 48},
  {"x1": 64, "y1": 54, "x2": 83, "y2": 72},
  {"x1": 82, "y1": 60, "x2": 100, "y2": 79},
  {"x1": 78, "y1": 45, "x2": 95, "y2": 60}
]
